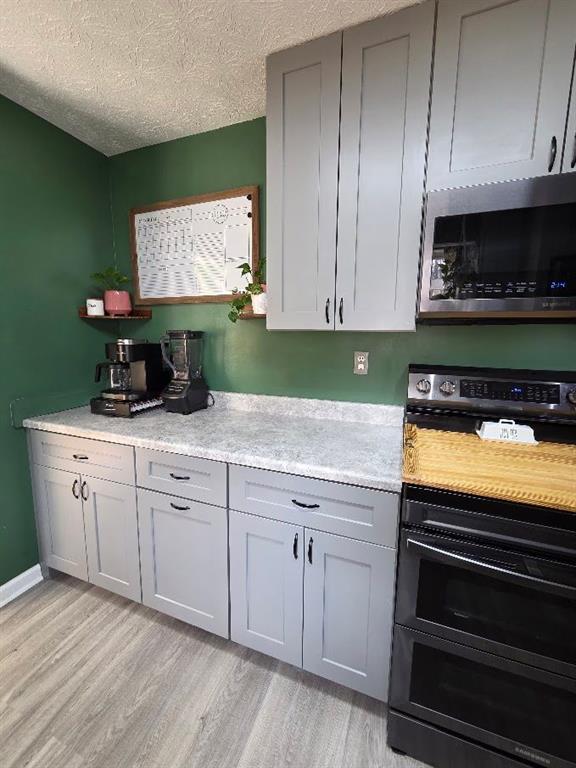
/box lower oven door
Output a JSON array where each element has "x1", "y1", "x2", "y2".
[
  {"x1": 390, "y1": 627, "x2": 576, "y2": 768},
  {"x1": 395, "y1": 530, "x2": 576, "y2": 678}
]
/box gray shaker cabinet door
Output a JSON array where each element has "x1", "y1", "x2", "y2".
[
  {"x1": 266, "y1": 33, "x2": 341, "y2": 330},
  {"x1": 32, "y1": 465, "x2": 88, "y2": 580},
  {"x1": 428, "y1": 0, "x2": 576, "y2": 190},
  {"x1": 229, "y1": 511, "x2": 304, "y2": 666},
  {"x1": 562, "y1": 51, "x2": 576, "y2": 173},
  {"x1": 138, "y1": 489, "x2": 229, "y2": 638},
  {"x1": 336, "y1": 3, "x2": 434, "y2": 331},
  {"x1": 83, "y1": 476, "x2": 141, "y2": 602},
  {"x1": 303, "y1": 531, "x2": 396, "y2": 701}
]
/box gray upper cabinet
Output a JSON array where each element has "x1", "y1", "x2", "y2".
[
  {"x1": 83, "y1": 477, "x2": 141, "y2": 602},
  {"x1": 336, "y1": 3, "x2": 434, "y2": 331},
  {"x1": 32, "y1": 465, "x2": 88, "y2": 581},
  {"x1": 303, "y1": 530, "x2": 396, "y2": 701},
  {"x1": 266, "y1": 33, "x2": 342, "y2": 330},
  {"x1": 428, "y1": 0, "x2": 576, "y2": 190},
  {"x1": 229, "y1": 511, "x2": 304, "y2": 666},
  {"x1": 138, "y1": 489, "x2": 229, "y2": 638},
  {"x1": 562, "y1": 62, "x2": 576, "y2": 173}
]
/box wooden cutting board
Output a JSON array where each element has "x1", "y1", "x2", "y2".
[{"x1": 403, "y1": 423, "x2": 576, "y2": 513}]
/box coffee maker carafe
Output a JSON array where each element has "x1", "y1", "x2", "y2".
[{"x1": 161, "y1": 330, "x2": 209, "y2": 414}]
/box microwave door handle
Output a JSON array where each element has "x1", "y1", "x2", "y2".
[{"x1": 406, "y1": 538, "x2": 576, "y2": 598}]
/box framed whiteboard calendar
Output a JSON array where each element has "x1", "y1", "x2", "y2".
[{"x1": 129, "y1": 186, "x2": 259, "y2": 305}]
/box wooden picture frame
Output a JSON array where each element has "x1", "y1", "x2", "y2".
[{"x1": 130, "y1": 185, "x2": 259, "y2": 305}]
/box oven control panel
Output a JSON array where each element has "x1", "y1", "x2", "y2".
[{"x1": 408, "y1": 367, "x2": 576, "y2": 418}]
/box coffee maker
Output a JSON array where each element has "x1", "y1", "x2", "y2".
[
  {"x1": 91, "y1": 339, "x2": 169, "y2": 417},
  {"x1": 160, "y1": 330, "x2": 209, "y2": 414}
]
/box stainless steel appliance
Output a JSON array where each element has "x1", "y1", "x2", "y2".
[
  {"x1": 418, "y1": 175, "x2": 576, "y2": 321},
  {"x1": 160, "y1": 330, "x2": 209, "y2": 414},
  {"x1": 91, "y1": 339, "x2": 169, "y2": 417},
  {"x1": 388, "y1": 365, "x2": 576, "y2": 768}
]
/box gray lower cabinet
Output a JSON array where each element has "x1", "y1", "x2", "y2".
[
  {"x1": 32, "y1": 465, "x2": 88, "y2": 581},
  {"x1": 428, "y1": 0, "x2": 576, "y2": 190},
  {"x1": 138, "y1": 489, "x2": 229, "y2": 638},
  {"x1": 229, "y1": 511, "x2": 304, "y2": 666},
  {"x1": 303, "y1": 530, "x2": 395, "y2": 701},
  {"x1": 83, "y1": 476, "x2": 141, "y2": 601}
]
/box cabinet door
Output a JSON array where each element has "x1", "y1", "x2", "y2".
[
  {"x1": 83, "y1": 476, "x2": 141, "y2": 601},
  {"x1": 32, "y1": 465, "x2": 87, "y2": 580},
  {"x1": 138, "y1": 489, "x2": 229, "y2": 638},
  {"x1": 428, "y1": 0, "x2": 576, "y2": 190},
  {"x1": 229, "y1": 511, "x2": 303, "y2": 666},
  {"x1": 562, "y1": 58, "x2": 576, "y2": 173},
  {"x1": 303, "y1": 531, "x2": 396, "y2": 701},
  {"x1": 266, "y1": 33, "x2": 341, "y2": 330},
  {"x1": 336, "y1": 3, "x2": 434, "y2": 331}
]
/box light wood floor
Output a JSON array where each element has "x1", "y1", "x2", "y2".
[{"x1": 0, "y1": 574, "x2": 423, "y2": 768}]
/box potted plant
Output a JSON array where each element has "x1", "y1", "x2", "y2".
[
  {"x1": 91, "y1": 266, "x2": 132, "y2": 316},
  {"x1": 228, "y1": 261, "x2": 267, "y2": 323}
]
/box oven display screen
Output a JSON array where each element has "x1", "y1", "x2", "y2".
[{"x1": 460, "y1": 379, "x2": 560, "y2": 404}]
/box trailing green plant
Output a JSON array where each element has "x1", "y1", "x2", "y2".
[
  {"x1": 228, "y1": 260, "x2": 266, "y2": 323},
  {"x1": 91, "y1": 266, "x2": 130, "y2": 293}
]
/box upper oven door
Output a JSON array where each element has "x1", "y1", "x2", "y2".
[
  {"x1": 395, "y1": 529, "x2": 576, "y2": 679},
  {"x1": 418, "y1": 175, "x2": 576, "y2": 319}
]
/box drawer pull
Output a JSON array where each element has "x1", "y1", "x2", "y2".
[
  {"x1": 169, "y1": 473, "x2": 191, "y2": 481},
  {"x1": 308, "y1": 537, "x2": 314, "y2": 564},
  {"x1": 73, "y1": 454, "x2": 89, "y2": 461},
  {"x1": 72, "y1": 479, "x2": 80, "y2": 499},
  {"x1": 293, "y1": 533, "x2": 299, "y2": 560},
  {"x1": 170, "y1": 502, "x2": 190, "y2": 511},
  {"x1": 291, "y1": 499, "x2": 320, "y2": 510},
  {"x1": 548, "y1": 135, "x2": 557, "y2": 173},
  {"x1": 81, "y1": 481, "x2": 89, "y2": 501}
]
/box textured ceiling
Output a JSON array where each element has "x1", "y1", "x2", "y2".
[{"x1": 0, "y1": 0, "x2": 421, "y2": 156}]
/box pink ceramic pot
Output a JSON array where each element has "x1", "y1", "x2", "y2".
[{"x1": 104, "y1": 290, "x2": 132, "y2": 316}]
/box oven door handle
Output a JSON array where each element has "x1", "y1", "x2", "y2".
[{"x1": 406, "y1": 538, "x2": 576, "y2": 597}]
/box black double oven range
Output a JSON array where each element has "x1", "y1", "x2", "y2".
[{"x1": 388, "y1": 366, "x2": 576, "y2": 768}]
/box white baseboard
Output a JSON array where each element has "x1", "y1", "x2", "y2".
[{"x1": 0, "y1": 565, "x2": 43, "y2": 608}]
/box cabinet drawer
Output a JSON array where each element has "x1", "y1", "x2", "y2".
[
  {"x1": 229, "y1": 465, "x2": 398, "y2": 547},
  {"x1": 29, "y1": 430, "x2": 135, "y2": 485},
  {"x1": 135, "y1": 447, "x2": 227, "y2": 507}
]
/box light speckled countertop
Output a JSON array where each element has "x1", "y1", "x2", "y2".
[{"x1": 23, "y1": 392, "x2": 404, "y2": 492}]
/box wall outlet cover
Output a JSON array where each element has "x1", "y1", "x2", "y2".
[{"x1": 354, "y1": 351, "x2": 369, "y2": 375}]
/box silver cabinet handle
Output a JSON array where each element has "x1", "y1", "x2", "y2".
[
  {"x1": 73, "y1": 454, "x2": 89, "y2": 461},
  {"x1": 307, "y1": 537, "x2": 313, "y2": 564},
  {"x1": 325, "y1": 298, "x2": 330, "y2": 324},
  {"x1": 548, "y1": 135, "x2": 557, "y2": 172},
  {"x1": 170, "y1": 473, "x2": 190, "y2": 481},
  {"x1": 338, "y1": 297, "x2": 344, "y2": 325},
  {"x1": 80, "y1": 481, "x2": 89, "y2": 501},
  {"x1": 291, "y1": 498, "x2": 320, "y2": 509},
  {"x1": 72, "y1": 479, "x2": 80, "y2": 499},
  {"x1": 293, "y1": 533, "x2": 299, "y2": 560},
  {"x1": 571, "y1": 133, "x2": 576, "y2": 169}
]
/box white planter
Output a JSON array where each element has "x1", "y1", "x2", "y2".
[{"x1": 251, "y1": 291, "x2": 268, "y2": 315}]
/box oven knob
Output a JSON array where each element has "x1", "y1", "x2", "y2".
[
  {"x1": 416, "y1": 378, "x2": 431, "y2": 394},
  {"x1": 567, "y1": 389, "x2": 576, "y2": 407},
  {"x1": 439, "y1": 380, "x2": 456, "y2": 396}
]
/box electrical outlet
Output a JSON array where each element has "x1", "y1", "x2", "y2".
[{"x1": 354, "y1": 351, "x2": 369, "y2": 375}]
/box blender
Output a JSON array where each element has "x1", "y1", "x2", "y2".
[{"x1": 160, "y1": 331, "x2": 209, "y2": 414}]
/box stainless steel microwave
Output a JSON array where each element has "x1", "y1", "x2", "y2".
[{"x1": 418, "y1": 175, "x2": 576, "y2": 321}]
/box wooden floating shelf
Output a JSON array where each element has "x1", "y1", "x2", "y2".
[
  {"x1": 78, "y1": 308, "x2": 152, "y2": 321},
  {"x1": 239, "y1": 311, "x2": 266, "y2": 320}
]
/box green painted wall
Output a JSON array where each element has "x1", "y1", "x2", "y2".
[
  {"x1": 110, "y1": 117, "x2": 575, "y2": 404},
  {"x1": 0, "y1": 96, "x2": 114, "y2": 585}
]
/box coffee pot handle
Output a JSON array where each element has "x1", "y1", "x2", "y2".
[
  {"x1": 160, "y1": 335, "x2": 176, "y2": 376},
  {"x1": 94, "y1": 362, "x2": 108, "y2": 383}
]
